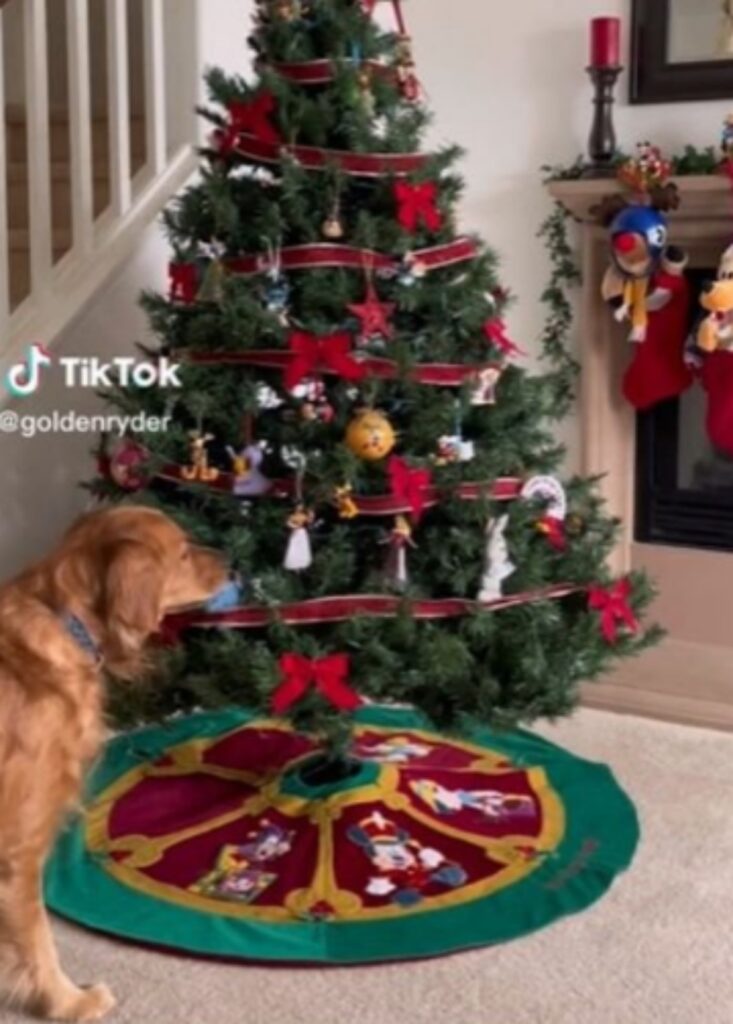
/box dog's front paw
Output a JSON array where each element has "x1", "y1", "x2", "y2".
[{"x1": 51, "y1": 984, "x2": 116, "y2": 1022}]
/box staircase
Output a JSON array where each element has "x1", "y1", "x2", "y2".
[{"x1": 0, "y1": 0, "x2": 201, "y2": 391}]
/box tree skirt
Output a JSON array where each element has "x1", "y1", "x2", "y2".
[{"x1": 45, "y1": 707, "x2": 639, "y2": 964}]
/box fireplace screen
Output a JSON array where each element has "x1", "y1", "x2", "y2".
[{"x1": 636, "y1": 271, "x2": 733, "y2": 552}]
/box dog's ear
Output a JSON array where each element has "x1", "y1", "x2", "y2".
[{"x1": 103, "y1": 541, "x2": 165, "y2": 679}]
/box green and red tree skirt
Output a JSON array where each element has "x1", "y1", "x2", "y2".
[{"x1": 46, "y1": 707, "x2": 639, "y2": 964}]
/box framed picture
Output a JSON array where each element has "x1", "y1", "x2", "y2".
[{"x1": 632, "y1": 0, "x2": 733, "y2": 103}]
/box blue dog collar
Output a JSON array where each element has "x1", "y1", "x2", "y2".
[{"x1": 62, "y1": 613, "x2": 102, "y2": 663}]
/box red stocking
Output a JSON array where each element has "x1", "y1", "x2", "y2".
[
  {"x1": 622, "y1": 269, "x2": 694, "y2": 411},
  {"x1": 701, "y1": 351, "x2": 733, "y2": 456}
]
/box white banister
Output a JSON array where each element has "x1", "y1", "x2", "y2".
[
  {"x1": 0, "y1": 8, "x2": 9, "y2": 332},
  {"x1": 0, "y1": 0, "x2": 201, "y2": 399},
  {"x1": 106, "y1": 0, "x2": 131, "y2": 216},
  {"x1": 143, "y1": 0, "x2": 167, "y2": 176},
  {"x1": 23, "y1": 0, "x2": 53, "y2": 292},
  {"x1": 66, "y1": 0, "x2": 94, "y2": 255}
]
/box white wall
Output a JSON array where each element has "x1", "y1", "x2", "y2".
[
  {"x1": 406, "y1": 0, "x2": 729, "y2": 462},
  {"x1": 1, "y1": 0, "x2": 729, "y2": 578}
]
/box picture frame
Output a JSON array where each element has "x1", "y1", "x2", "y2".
[{"x1": 631, "y1": 0, "x2": 733, "y2": 104}]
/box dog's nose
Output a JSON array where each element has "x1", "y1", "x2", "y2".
[{"x1": 701, "y1": 280, "x2": 716, "y2": 294}]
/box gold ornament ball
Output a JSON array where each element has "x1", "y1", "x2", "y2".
[{"x1": 345, "y1": 410, "x2": 396, "y2": 462}]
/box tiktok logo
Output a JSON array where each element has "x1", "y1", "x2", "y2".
[{"x1": 4, "y1": 344, "x2": 53, "y2": 399}]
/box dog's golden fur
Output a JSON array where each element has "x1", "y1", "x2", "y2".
[{"x1": 0, "y1": 506, "x2": 226, "y2": 1021}]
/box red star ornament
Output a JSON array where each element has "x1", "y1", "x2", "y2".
[{"x1": 348, "y1": 281, "x2": 396, "y2": 344}]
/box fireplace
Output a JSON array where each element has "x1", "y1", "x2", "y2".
[
  {"x1": 636, "y1": 268, "x2": 733, "y2": 553},
  {"x1": 547, "y1": 175, "x2": 733, "y2": 731}
]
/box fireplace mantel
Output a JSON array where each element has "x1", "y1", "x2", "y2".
[{"x1": 545, "y1": 175, "x2": 733, "y2": 732}]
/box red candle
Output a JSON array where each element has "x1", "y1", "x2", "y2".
[{"x1": 590, "y1": 17, "x2": 621, "y2": 68}]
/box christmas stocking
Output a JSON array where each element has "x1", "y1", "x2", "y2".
[
  {"x1": 622, "y1": 259, "x2": 694, "y2": 411},
  {"x1": 701, "y1": 350, "x2": 733, "y2": 456}
]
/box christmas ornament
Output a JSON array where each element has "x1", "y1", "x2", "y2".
[
  {"x1": 271, "y1": 653, "x2": 362, "y2": 715},
  {"x1": 384, "y1": 515, "x2": 416, "y2": 591},
  {"x1": 262, "y1": 243, "x2": 291, "y2": 326},
  {"x1": 273, "y1": 0, "x2": 301, "y2": 21},
  {"x1": 388, "y1": 455, "x2": 432, "y2": 521},
  {"x1": 333, "y1": 485, "x2": 359, "y2": 520},
  {"x1": 291, "y1": 378, "x2": 335, "y2": 424},
  {"x1": 284, "y1": 504, "x2": 315, "y2": 572},
  {"x1": 181, "y1": 432, "x2": 219, "y2": 483},
  {"x1": 521, "y1": 476, "x2": 567, "y2": 521},
  {"x1": 205, "y1": 579, "x2": 246, "y2": 613},
  {"x1": 722, "y1": 113, "x2": 733, "y2": 162},
  {"x1": 346, "y1": 409, "x2": 396, "y2": 462},
  {"x1": 285, "y1": 330, "x2": 366, "y2": 391},
  {"x1": 322, "y1": 195, "x2": 345, "y2": 239},
  {"x1": 357, "y1": 64, "x2": 376, "y2": 118},
  {"x1": 522, "y1": 477, "x2": 567, "y2": 551},
  {"x1": 434, "y1": 435, "x2": 475, "y2": 466},
  {"x1": 589, "y1": 580, "x2": 639, "y2": 645},
  {"x1": 395, "y1": 36, "x2": 421, "y2": 103},
  {"x1": 394, "y1": 181, "x2": 442, "y2": 234},
  {"x1": 396, "y1": 251, "x2": 428, "y2": 287},
  {"x1": 109, "y1": 438, "x2": 148, "y2": 492},
  {"x1": 169, "y1": 262, "x2": 198, "y2": 304},
  {"x1": 197, "y1": 258, "x2": 226, "y2": 304},
  {"x1": 471, "y1": 366, "x2": 501, "y2": 406},
  {"x1": 348, "y1": 277, "x2": 396, "y2": 346},
  {"x1": 477, "y1": 516, "x2": 515, "y2": 603},
  {"x1": 226, "y1": 444, "x2": 272, "y2": 497}
]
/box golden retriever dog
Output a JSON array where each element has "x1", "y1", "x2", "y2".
[{"x1": 0, "y1": 506, "x2": 227, "y2": 1021}]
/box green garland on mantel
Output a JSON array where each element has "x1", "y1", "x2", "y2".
[
  {"x1": 536, "y1": 144, "x2": 723, "y2": 409},
  {"x1": 543, "y1": 145, "x2": 722, "y2": 182}
]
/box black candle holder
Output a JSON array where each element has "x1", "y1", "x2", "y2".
[{"x1": 582, "y1": 65, "x2": 623, "y2": 179}]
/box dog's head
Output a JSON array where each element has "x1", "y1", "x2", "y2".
[
  {"x1": 49, "y1": 506, "x2": 227, "y2": 677},
  {"x1": 700, "y1": 277, "x2": 733, "y2": 315}
]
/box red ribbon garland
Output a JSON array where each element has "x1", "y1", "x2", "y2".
[
  {"x1": 169, "y1": 263, "x2": 198, "y2": 304},
  {"x1": 224, "y1": 239, "x2": 478, "y2": 277},
  {"x1": 285, "y1": 330, "x2": 367, "y2": 390},
  {"x1": 394, "y1": 182, "x2": 443, "y2": 234},
  {"x1": 483, "y1": 319, "x2": 527, "y2": 359},
  {"x1": 158, "y1": 586, "x2": 584, "y2": 644},
  {"x1": 216, "y1": 93, "x2": 282, "y2": 153},
  {"x1": 588, "y1": 579, "x2": 640, "y2": 644},
  {"x1": 388, "y1": 456, "x2": 433, "y2": 522},
  {"x1": 272, "y1": 653, "x2": 362, "y2": 714}
]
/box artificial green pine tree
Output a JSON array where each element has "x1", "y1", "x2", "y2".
[{"x1": 96, "y1": 0, "x2": 660, "y2": 752}]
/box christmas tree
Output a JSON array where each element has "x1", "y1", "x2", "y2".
[{"x1": 97, "y1": 0, "x2": 659, "y2": 753}]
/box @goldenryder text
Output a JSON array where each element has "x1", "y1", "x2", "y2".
[{"x1": 0, "y1": 411, "x2": 171, "y2": 440}]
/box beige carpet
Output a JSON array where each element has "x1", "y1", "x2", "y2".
[{"x1": 2, "y1": 708, "x2": 732, "y2": 1024}]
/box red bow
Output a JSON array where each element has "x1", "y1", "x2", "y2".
[
  {"x1": 217, "y1": 93, "x2": 281, "y2": 153},
  {"x1": 394, "y1": 181, "x2": 443, "y2": 234},
  {"x1": 285, "y1": 330, "x2": 366, "y2": 391},
  {"x1": 272, "y1": 653, "x2": 362, "y2": 715},
  {"x1": 588, "y1": 579, "x2": 640, "y2": 644},
  {"x1": 536, "y1": 515, "x2": 566, "y2": 552},
  {"x1": 169, "y1": 262, "x2": 198, "y2": 304},
  {"x1": 388, "y1": 455, "x2": 433, "y2": 522},
  {"x1": 360, "y1": 0, "x2": 378, "y2": 12},
  {"x1": 483, "y1": 319, "x2": 527, "y2": 359}
]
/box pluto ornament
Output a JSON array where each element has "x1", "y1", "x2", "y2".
[{"x1": 345, "y1": 409, "x2": 396, "y2": 462}]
